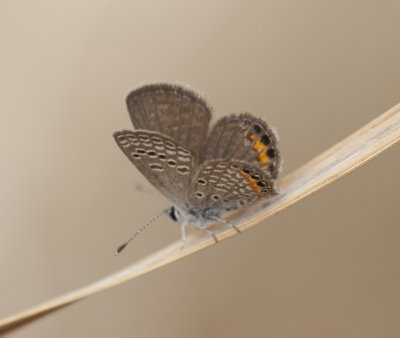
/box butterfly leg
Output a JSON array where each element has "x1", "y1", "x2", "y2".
[
  {"x1": 180, "y1": 221, "x2": 188, "y2": 250},
  {"x1": 211, "y1": 216, "x2": 241, "y2": 234},
  {"x1": 193, "y1": 223, "x2": 218, "y2": 243}
]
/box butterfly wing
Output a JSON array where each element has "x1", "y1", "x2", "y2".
[
  {"x1": 204, "y1": 113, "x2": 281, "y2": 178},
  {"x1": 126, "y1": 83, "x2": 212, "y2": 159},
  {"x1": 114, "y1": 130, "x2": 194, "y2": 206},
  {"x1": 187, "y1": 160, "x2": 276, "y2": 212}
]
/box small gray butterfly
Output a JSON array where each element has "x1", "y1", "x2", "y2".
[{"x1": 114, "y1": 83, "x2": 281, "y2": 251}]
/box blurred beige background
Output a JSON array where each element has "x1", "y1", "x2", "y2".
[{"x1": 1, "y1": 1, "x2": 399, "y2": 337}]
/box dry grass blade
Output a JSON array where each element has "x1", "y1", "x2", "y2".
[{"x1": 1, "y1": 103, "x2": 399, "y2": 335}]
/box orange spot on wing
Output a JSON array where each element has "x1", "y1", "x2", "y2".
[
  {"x1": 253, "y1": 139, "x2": 266, "y2": 152},
  {"x1": 250, "y1": 181, "x2": 260, "y2": 189},
  {"x1": 249, "y1": 134, "x2": 257, "y2": 141},
  {"x1": 251, "y1": 136, "x2": 272, "y2": 166},
  {"x1": 258, "y1": 151, "x2": 271, "y2": 164},
  {"x1": 245, "y1": 176, "x2": 253, "y2": 183}
]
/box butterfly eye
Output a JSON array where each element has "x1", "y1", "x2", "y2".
[{"x1": 169, "y1": 207, "x2": 180, "y2": 221}]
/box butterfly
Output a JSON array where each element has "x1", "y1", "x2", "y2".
[{"x1": 114, "y1": 83, "x2": 281, "y2": 252}]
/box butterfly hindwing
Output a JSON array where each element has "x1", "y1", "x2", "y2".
[
  {"x1": 204, "y1": 113, "x2": 281, "y2": 178},
  {"x1": 187, "y1": 160, "x2": 276, "y2": 211}
]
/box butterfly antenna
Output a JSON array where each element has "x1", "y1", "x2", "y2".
[{"x1": 114, "y1": 208, "x2": 170, "y2": 256}]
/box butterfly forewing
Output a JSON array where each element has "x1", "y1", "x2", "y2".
[
  {"x1": 114, "y1": 130, "x2": 194, "y2": 205},
  {"x1": 126, "y1": 83, "x2": 211, "y2": 159}
]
